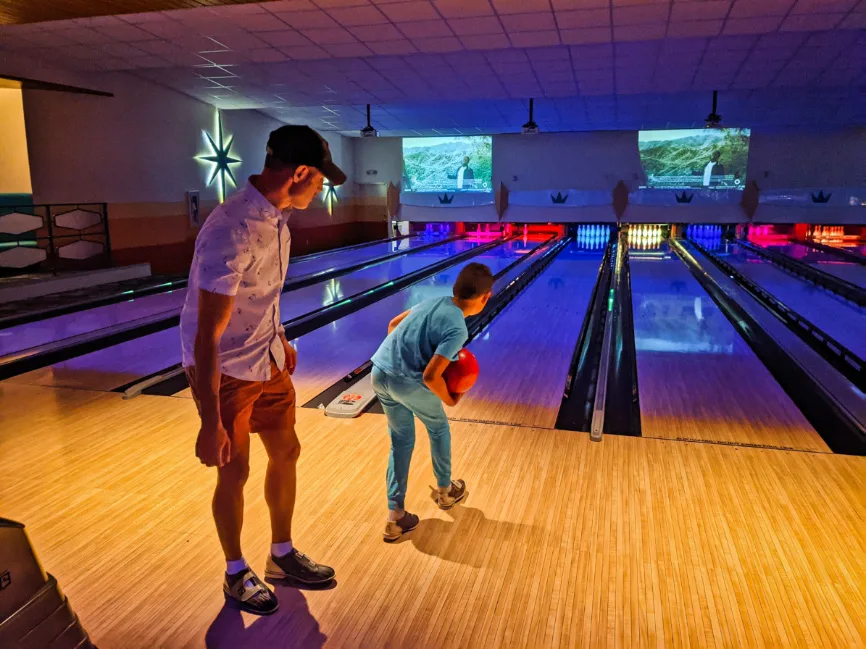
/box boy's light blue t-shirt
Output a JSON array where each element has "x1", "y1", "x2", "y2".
[{"x1": 372, "y1": 296, "x2": 468, "y2": 382}]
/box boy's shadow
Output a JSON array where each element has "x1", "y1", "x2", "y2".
[
  {"x1": 204, "y1": 582, "x2": 331, "y2": 649},
  {"x1": 397, "y1": 500, "x2": 538, "y2": 568}
]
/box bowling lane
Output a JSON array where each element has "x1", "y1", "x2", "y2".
[
  {"x1": 450, "y1": 242, "x2": 604, "y2": 429},
  {"x1": 631, "y1": 242, "x2": 826, "y2": 451},
  {"x1": 4, "y1": 238, "x2": 515, "y2": 393},
  {"x1": 0, "y1": 289, "x2": 186, "y2": 357},
  {"x1": 0, "y1": 237, "x2": 468, "y2": 359},
  {"x1": 278, "y1": 239, "x2": 481, "y2": 321},
  {"x1": 725, "y1": 243, "x2": 866, "y2": 360},
  {"x1": 285, "y1": 234, "x2": 431, "y2": 279},
  {"x1": 283, "y1": 238, "x2": 543, "y2": 405},
  {"x1": 766, "y1": 242, "x2": 866, "y2": 288}
]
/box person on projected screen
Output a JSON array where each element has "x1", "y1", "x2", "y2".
[
  {"x1": 456, "y1": 156, "x2": 475, "y2": 191},
  {"x1": 702, "y1": 150, "x2": 726, "y2": 187}
]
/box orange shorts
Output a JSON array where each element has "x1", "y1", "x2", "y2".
[{"x1": 186, "y1": 361, "x2": 296, "y2": 441}]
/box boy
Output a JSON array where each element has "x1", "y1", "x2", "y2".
[{"x1": 371, "y1": 262, "x2": 494, "y2": 542}]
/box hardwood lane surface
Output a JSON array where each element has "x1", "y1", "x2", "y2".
[
  {"x1": 727, "y1": 243, "x2": 866, "y2": 360},
  {"x1": 0, "y1": 382, "x2": 863, "y2": 648},
  {"x1": 0, "y1": 235, "x2": 436, "y2": 358},
  {"x1": 4, "y1": 239, "x2": 493, "y2": 393},
  {"x1": 630, "y1": 245, "x2": 828, "y2": 451},
  {"x1": 766, "y1": 241, "x2": 866, "y2": 288},
  {"x1": 450, "y1": 242, "x2": 603, "y2": 428}
]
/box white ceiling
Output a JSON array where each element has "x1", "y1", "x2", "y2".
[{"x1": 0, "y1": 0, "x2": 864, "y2": 133}]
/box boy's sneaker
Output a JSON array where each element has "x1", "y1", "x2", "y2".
[
  {"x1": 223, "y1": 568, "x2": 279, "y2": 616},
  {"x1": 264, "y1": 549, "x2": 335, "y2": 584},
  {"x1": 436, "y1": 479, "x2": 467, "y2": 510},
  {"x1": 383, "y1": 511, "x2": 420, "y2": 543}
]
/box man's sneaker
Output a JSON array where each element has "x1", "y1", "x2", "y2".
[
  {"x1": 437, "y1": 479, "x2": 467, "y2": 510},
  {"x1": 223, "y1": 569, "x2": 279, "y2": 616},
  {"x1": 264, "y1": 549, "x2": 335, "y2": 584},
  {"x1": 383, "y1": 511, "x2": 420, "y2": 543}
]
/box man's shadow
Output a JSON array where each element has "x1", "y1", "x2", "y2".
[
  {"x1": 204, "y1": 583, "x2": 331, "y2": 649},
  {"x1": 395, "y1": 497, "x2": 538, "y2": 569}
]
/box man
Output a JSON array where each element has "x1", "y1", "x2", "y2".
[
  {"x1": 456, "y1": 156, "x2": 474, "y2": 191},
  {"x1": 180, "y1": 125, "x2": 346, "y2": 616},
  {"x1": 702, "y1": 150, "x2": 726, "y2": 187}
]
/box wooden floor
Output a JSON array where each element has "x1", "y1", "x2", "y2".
[{"x1": 1, "y1": 382, "x2": 864, "y2": 648}]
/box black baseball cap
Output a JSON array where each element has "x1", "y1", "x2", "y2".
[{"x1": 266, "y1": 125, "x2": 347, "y2": 186}]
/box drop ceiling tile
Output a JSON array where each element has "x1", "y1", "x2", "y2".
[
  {"x1": 96, "y1": 41, "x2": 148, "y2": 58},
  {"x1": 266, "y1": 1, "x2": 318, "y2": 12},
  {"x1": 729, "y1": 0, "x2": 795, "y2": 17},
  {"x1": 280, "y1": 10, "x2": 339, "y2": 28},
  {"x1": 303, "y1": 26, "x2": 359, "y2": 43},
  {"x1": 118, "y1": 12, "x2": 173, "y2": 24},
  {"x1": 259, "y1": 30, "x2": 314, "y2": 46},
  {"x1": 435, "y1": 0, "x2": 495, "y2": 18},
  {"x1": 210, "y1": 31, "x2": 270, "y2": 51},
  {"x1": 350, "y1": 23, "x2": 404, "y2": 40},
  {"x1": 138, "y1": 20, "x2": 189, "y2": 39},
  {"x1": 398, "y1": 20, "x2": 454, "y2": 38},
  {"x1": 560, "y1": 26, "x2": 612, "y2": 44},
  {"x1": 723, "y1": 16, "x2": 784, "y2": 34},
  {"x1": 281, "y1": 44, "x2": 332, "y2": 58},
  {"x1": 555, "y1": 9, "x2": 610, "y2": 29},
  {"x1": 613, "y1": 4, "x2": 669, "y2": 26},
  {"x1": 60, "y1": 27, "x2": 116, "y2": 44},
  {"x1": 668, "y1": 19, "x2": 724, "y2": 37},
  {"x1": 126, "y1": 55, "x2": 171, "y2": 69},
  {"x1": 510, "y1": 30, "x2": 562, "y2": 47},
  {"x1": 415, "y1": 36, "x2": 465, "y2": 51},
  {"x1": 459, "y1": 32, "x2": 513, "y2": 49},
  {"x1": 527, "y1": 45, "x2": 571, "y2": 61},
  {"x1": 756, "y1": 31, "x2": 809, "y2": 47},
  {"x1": 328, "y1": 5, "x2": 389, "y2": 25},
  {"x1": 93, "y1": 24, "x2": 154, "y2": 41},
  {"x1": 493, "y1": 0, "x2": 555, "y2": 15},
  {"x1": 133, "y1": 40, "x2": 181, "y2": 55},
  {"x1": 486, "y1": 48, "x2": 529, "y2": 62},
  {"x1": 368, "y1": 39, "x2": 418, "y2": 54},
  {"x1": 245, "y1": 48, "x2": 292, "y2": 62},
  {"x1": 198, "y1": 50, "x2": 250, "y2": 65},
  {"x1": 313, "y1": 0, "x2": 369, "y2": 7},
  {"x1": 780, "y1": 13, "x2": 845, "y2": 29},
  {"x1": 614, "y1": 23, "x2": 666, "y2": 40},
  {"x1": 57, "y1": 45, "x2": 102, "y2": 60},
  {"x1": 672, "y1": 1, "x2": 732, "y2": 21},
  {"x1": 840, "y1": 12, "x2": 866, "y2": 28},
  {"x1": 448, "y1": 17, "x2": 504, "y2": 35},
  {"x1": 790, "y1": 0, "x2": 858, "y2": 13},
  {"x1": 232, "y1": 13, "x2": 291, "y2": 31},
  {"x1": 501, "y1": 12, "x2": 557, "y2": 32},
  {"x1": 379, "y1": 1, "x2": 439, "y2": 21}
]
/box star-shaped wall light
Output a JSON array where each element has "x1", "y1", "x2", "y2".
[
  {"x1": 322, "y1": 179, "x2": 338, "y2": 216},
  {"x1": 197, "y1": 111, "x2": 241, "y2": 203}
]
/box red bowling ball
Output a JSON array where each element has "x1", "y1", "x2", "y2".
[{"x1": 443, "y1": 348, "x2": 479, "y2": 394}]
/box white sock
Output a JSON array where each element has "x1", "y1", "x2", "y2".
[
  {"x1": 388, "y1": 509, "x2": 405, "y2": 522},
  {"x1": 226, "y1": 557, "x2": 249, "y2": 575},
  {"x1": 271, "y1": 541, "x2": 294, "y2": 558}
]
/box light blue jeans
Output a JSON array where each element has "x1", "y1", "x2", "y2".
[{"x1": 371, "y1": 366, "x2": 451, "y2": 511}]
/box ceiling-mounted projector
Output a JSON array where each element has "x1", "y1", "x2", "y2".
[
  {"x1": 704, "y1": 90, "x2": 722, "y2": 128},
  {"x1": 360, "y1": 104, "x2": 378, "y2": 137},
  {"x1": 521, "y1": 98, "x2": 539, "y2": 135}
]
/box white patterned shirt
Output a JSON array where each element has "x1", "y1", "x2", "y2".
[{"x1": 180, "y1": 181, "x2": 291, "y2": 381}]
